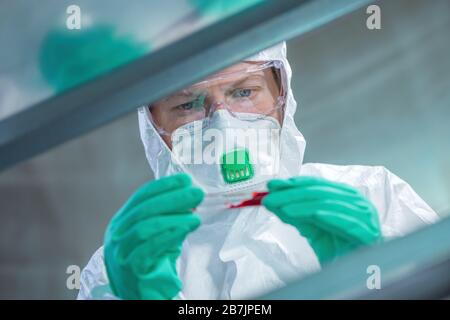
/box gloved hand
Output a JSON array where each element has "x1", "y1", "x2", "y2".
[
  {"x1": 262, "y1": 176, "x2": 381, "y2": 264},
  {"x1": 104, "y1": 173, "x2": 204, "y2": 300}
]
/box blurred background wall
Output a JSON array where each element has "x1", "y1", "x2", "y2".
[{"x1": 0, "y1": 0, "x2": 449, "y2": 298}]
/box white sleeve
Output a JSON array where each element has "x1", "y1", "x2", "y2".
[
  {"x1": 367, "y1": 167, "x2": 440, "y2": 239},
  {"x1": 77, "y1": 246, "x2": 118, "y2": 300}
]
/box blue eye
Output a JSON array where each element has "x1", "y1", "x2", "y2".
[
  {"x1": 176, "y1": 95, "x2": 206, "y2": 111},
  {"x1": 178, "y1": 101, "x2": 195, "y2": 110},
  {"x1": 233, "y1": 88, "x2": 252, "y2": 98}
]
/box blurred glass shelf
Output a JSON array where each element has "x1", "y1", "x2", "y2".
[{"x1": 0, "y1": 0, "x2": 372, "y2": 170}]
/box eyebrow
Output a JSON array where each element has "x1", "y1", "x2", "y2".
[
  {"x1": 164, "y1": 73, "x2": 265, "y2": 102},
  {"x1": 163, "y1": 90, "x2": 197, "y2": 101},
  {"x1": 196, "y1": 73, "x2": 265, "y2": 89},
  {"x1": 229, "y1": 74, "x2": 265, "y2": 87}
]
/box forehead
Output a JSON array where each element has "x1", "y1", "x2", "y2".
[
  {"x1": 158, "y1": 61, "x2": 266, "y2": 101},
  {"x1": 189, "y1": 61, "x2": 267, "y2": 90},
  {"x1": 204, "y1": 61, "x2": 259, "y2": 79}
]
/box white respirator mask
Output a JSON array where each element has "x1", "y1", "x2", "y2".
[{"x1": 170, "y1": 109, "x2": 281, "y2": 194}]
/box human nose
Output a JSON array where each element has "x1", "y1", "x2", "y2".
[
  {"x1": 206, "y1": 88, "x2": 227, "y2": 113},
  {"x1": 213, "y1": 102, "x2": 226, "y2": 110}
]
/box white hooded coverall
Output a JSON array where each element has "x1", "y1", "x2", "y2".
[{"x1": 77, "y1": 43, "x2": 439, "y2": 300}]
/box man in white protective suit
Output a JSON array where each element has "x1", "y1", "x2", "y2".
[{"x1": 77, "y1": 43, "x2": 439, "y2": 300}]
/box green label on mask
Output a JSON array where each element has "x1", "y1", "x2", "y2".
[{"x1": 220, "y1": 149, "x2": 254, "y2": 184}]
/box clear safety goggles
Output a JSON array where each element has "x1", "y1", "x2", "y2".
[{"x1": 148, "y1": 60, "x2": 287, "y2": 136}]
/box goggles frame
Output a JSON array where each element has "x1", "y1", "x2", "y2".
[{"x1": 147, "y1": 60, "x2": 287, "y2": 136}]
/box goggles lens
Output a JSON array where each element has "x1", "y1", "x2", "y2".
[{"x1": 150, "y1": 61, "x2": 286, "y2": 135}]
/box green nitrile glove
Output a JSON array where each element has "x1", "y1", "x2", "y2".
[
  {"x1": 189, "y1": 0, "x2": 264, "y2": 17},
  {"x1": 262, "y1": 176, "x2": 381, "y2": 264},
  {"x1": 104, "y1": 173, "x2": 204, "y2": 300}
]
